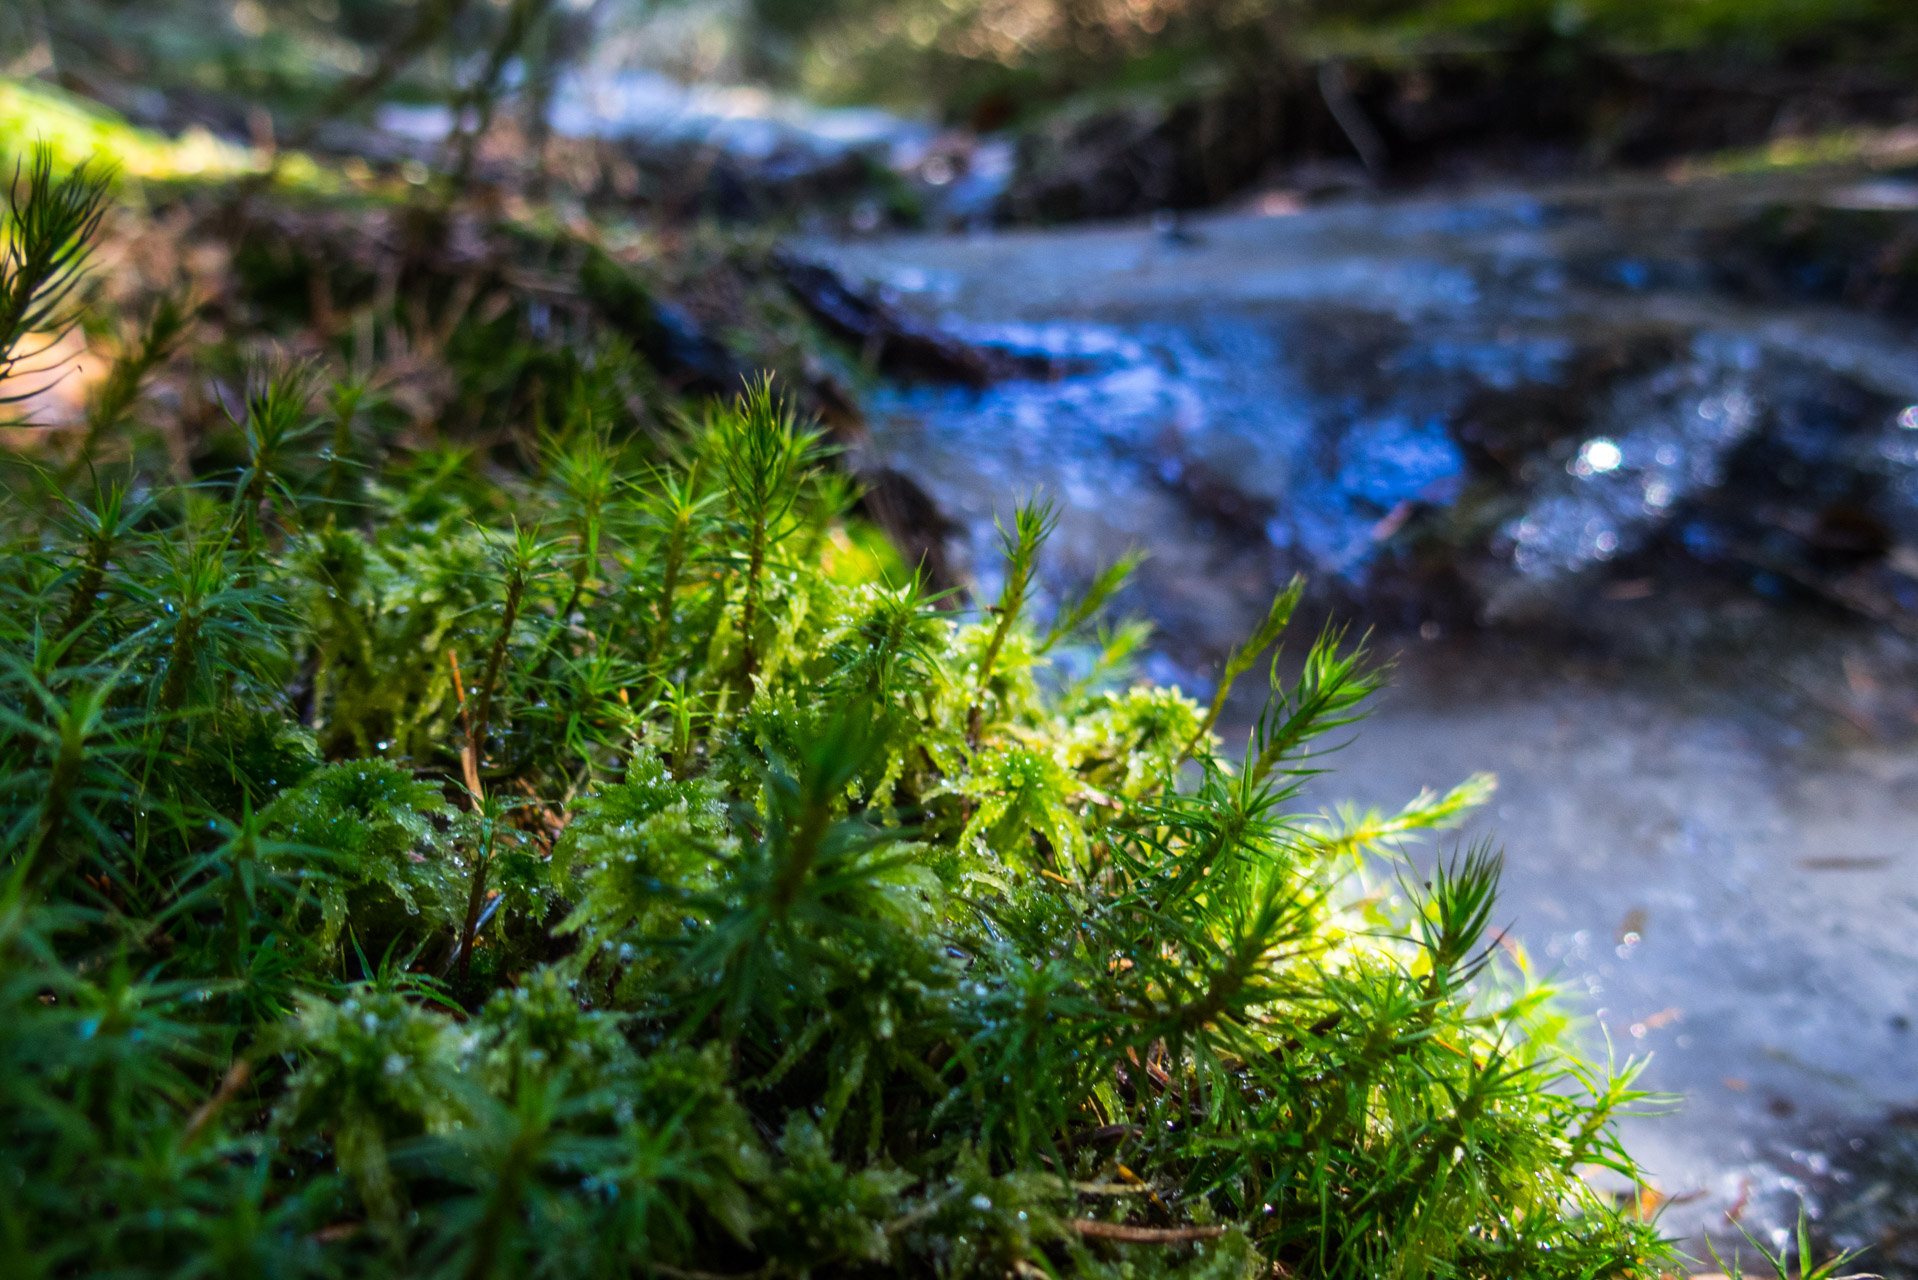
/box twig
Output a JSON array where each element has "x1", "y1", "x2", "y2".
[
  {"x1": 447, "y1": 648, "x2": 480, "y2": 798},
  {"x1": 182, "y1": 1060, "x2": 253, "y2": 1143},
  {"x1": 1069, "y1": 1220, "x2": 1227, "y2": 1243},
  {"x1": 1317, "y1": 62, "x2": 1386, "y2": 175},
  {"x1": 283, "y1": 0, "x2": 477, "y2": 155},
  {"x1": 444, "y1": 0, "x2": 552, "y2": 190}
]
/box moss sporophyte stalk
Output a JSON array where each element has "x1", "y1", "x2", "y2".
[{"x1": 0, "y1": 146, "x2": 1676, "y2": 1280}]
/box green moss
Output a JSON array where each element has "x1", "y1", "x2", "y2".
[
  {"x1": 0, "y1": 74, "x2": 337, "y2": 193},
  {"x1": 0, "y1": 145, "x2": 1673, "y2": 1280}
]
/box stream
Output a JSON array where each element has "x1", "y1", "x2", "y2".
[{"x1": 801, "y1": 172, "x2": 1918, "y2": 1268}]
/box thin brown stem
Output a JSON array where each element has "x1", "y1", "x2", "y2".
[
  {"x1": 447, "y1": 649, "x2": 480, "y2": 799},
  {"x1": 737, "y1": 519, "x2": 765, "y2": 692},
  {"x1": 455, "y1": 822, "x2": 493, "y2": 982},
  {"x1": 1069, "y1": 1220, "x2": 1226, "y2": 1243},
  {"x1": 183, "y1": 1061, "x2": 253, "y2": 1146}
]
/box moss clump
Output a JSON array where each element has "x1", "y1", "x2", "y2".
[{"x1": 0, "y1": 150, "x2": 1670, "y2": 1280}]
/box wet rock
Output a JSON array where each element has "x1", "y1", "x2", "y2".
[
  {"x1": 852, "y1": 467, "x2": 962, "y2": 595},
  {"x1": 1146, "y1": 447, "x2": 1277, "y2": 548},
  {"x1": 1422, "y1": 325, "x2": 1918, "y2": 636},
  {"x1": 1712, "y1": 197, "x2": 1918, "y2": 321},
  {"x1": 774, "y1": 255, "x2": 1062, "y2": 386},
  {"x1": 578, "y1": 248, "x2": 743, "y2": 394}
]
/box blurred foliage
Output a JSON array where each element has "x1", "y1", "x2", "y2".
[
  {"x1": 7, "y1": 0, "x2": 474, "y2": 113},
  {"x1": 0, "y1": 144, "x2": 1681, "y2": 1279},
  {"x1": 0, "y1": 78, "x2": 254, "y2": 179},
  {"x1": 7, "y1": 0, "x2": 1916, "y2": 139},
  {"x1": 1, "y1": 0, "x2": 583, "y2": 185},
  {"x1": 0, "y1": 76, "x2": 349, "y2": 194},
  {"x1": 1374, "y1": 0, "x2": 1918, "y2": 54},
  {"x1": 748, "y1": 0, "x2": 1918, "y2": 120}
]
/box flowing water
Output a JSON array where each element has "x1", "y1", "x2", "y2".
[{"x1": 802, "y1": 173, "x2": 1918, "y2": 1266}]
